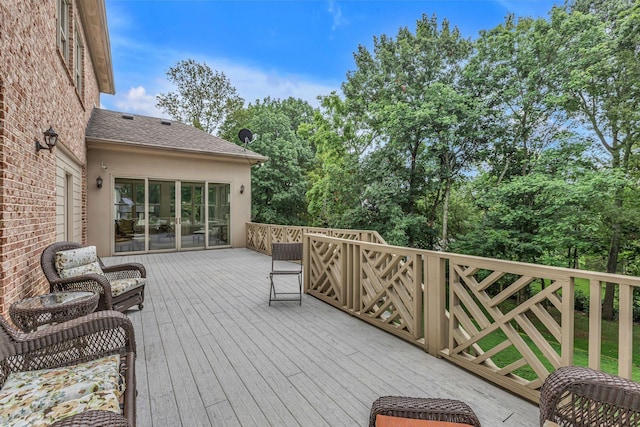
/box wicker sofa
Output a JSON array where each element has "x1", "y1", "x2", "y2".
[
  {"x1": 41, "y1": 242, "x2": 146, "y2": 312},
  {"x1": 0, "y1": 311, "x2": 136, "y2": 426}
]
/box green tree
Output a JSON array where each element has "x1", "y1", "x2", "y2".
[
  {"x1": 300, "y1": 92, "x2": 372, "y2": 227},
  {"x1": 156, "y1": 59, "x2": 244, "y2": 135},
  {"x1": 342, "y1": 14, "x2": 482, "y2": 249},
  {"x1": 451, "y1": 142, "x2": 604, "y2": 268},
  {"x1": 221, "y1": 97, "x2": 316, "y2": 225},
  {"x1": 545, "y1": 1, "x2": 640, "y2": 319},
  {"x1": 465, "y1": 15, "x2": 570, "y2": 183}
]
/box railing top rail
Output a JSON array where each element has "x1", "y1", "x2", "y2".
[
  {"x1": 248, "y1": 222, "x2": 387, "y2": 245},
  {"x1": 305, "y1": 233, "x2": 640, "y2": 287}
]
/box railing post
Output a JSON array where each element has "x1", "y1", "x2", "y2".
[
  {"x1": 340, "y1": 241, "x2": 348, "y2": 308},
  {"x1": 588, "y1": 279, "x2": 602, "y2": 370},
  {"x1": 303, "y1": 233, "x2": 310, "y2": 294},
  {"x1": 561, "y1": 278, "x2": 575, "y2": 366},
  {"x1": 619, "y1": 283, "x2": 633, "y2": 379},
  {"x1": 352, "y1": 242, "x2": 361, "y2": 313},
  {"x1": 425, "y1": 254, "x2": 446, "y2": 357}
]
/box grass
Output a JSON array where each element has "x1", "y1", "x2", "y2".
[{"x1": 475, "y1": 298, "x2": 640, "y2": 382}]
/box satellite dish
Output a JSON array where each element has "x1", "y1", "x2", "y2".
[{"x1": 238, "y1": 128, "x2": 253, "y2": 144}]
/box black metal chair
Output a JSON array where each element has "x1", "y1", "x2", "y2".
[{"x1": 269, "y1": 242, "x2": 303, "y2": 305}]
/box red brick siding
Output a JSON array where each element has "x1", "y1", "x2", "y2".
[{"x1": 0, "y1": 0, "x2": 101, "y2": 316}]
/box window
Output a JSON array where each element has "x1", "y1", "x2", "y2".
[
  {"x1": 57, "y1": 0, "x2": 70, "y2": 63},
  {"x1": 74, "y1": 25, "x2": 83, "y2": 94}
]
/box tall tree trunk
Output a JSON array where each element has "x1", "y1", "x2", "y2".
[
  {"x1": 603, "y1": 196, "x2": 623, "y2": 320},
  {"x1": 441, "y1": 179, "x2": 451, "y2": 251}
]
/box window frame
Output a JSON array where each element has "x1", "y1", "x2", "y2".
[
  {"x1": 57, "y1": 0, "x2": 70, "y2": 63},
  {"x1": 74, "y1": 23, "x2": 83, "y2": 95}
]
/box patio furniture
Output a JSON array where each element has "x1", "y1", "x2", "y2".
[
  {"x1": 369, "y1": 396, "x2": 481, "y2": 427},
  {"x1": 51, "y1": 410, "x2": 132, "y2": 426},
  {"x1": 41, "y1": 242, "x2": 146, "y2": 312},
  {"x1": 539, "y1": 366, "x2": 640, "y2": 426},
  {"x1": 0, "y1": 310, "x2": 136, "y2": 426},
  {"x1": 269, "y1": 242, "x2": 303, "y2": 305},
  {"x1": 9, "y1": 290, "x2": 99, "y2": 332}
]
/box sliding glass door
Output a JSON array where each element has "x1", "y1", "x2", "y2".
[
  {"x1": 114, "y1": 178, "x2": 146, "y2": 253},
  {"x1": 208, "y1": 184, "x2": 230, "y2": 246},
  {"x1": 148, "y1": 180, "x2": 176, "y2": 251},
  {"x1": 114, "y1": 178, "x2": 230, "y2": 253},
  {"x1": 180, "y1": 182, "x2": 206, "y2": 249}
]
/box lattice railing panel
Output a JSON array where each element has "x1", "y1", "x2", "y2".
[
  {"x1": 246, "y1": 223, "x2": 269, "y2": 253},
  {"x1": 360, "y1": 248, "x2": 421, "y2": 341},
  {"x1": 286, "y1": 228, "x2": 303, "y2": 242},
  {"x1": 448, "y1": 260, "x2": 568, "y2": 392},
  {"x1": 271, "y1": 226, "x2": 285, "y2": 243},
  {"x1": 307, "y1": 239, "x2": 344, "y2": 306}
]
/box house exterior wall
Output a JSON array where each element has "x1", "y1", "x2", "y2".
[
  {"x1": 0, "y1": 1, "x2": 102, "y2": 316},
  {"x1": 87, "y1": 145, "x2": 253, "y2": 257}
]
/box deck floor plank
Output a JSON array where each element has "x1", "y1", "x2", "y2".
[{"x1": 107, "y1": 248, "x2": 539, "y2": 426}]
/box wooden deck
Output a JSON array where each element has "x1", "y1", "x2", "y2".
[{"x1": 106, "y1": 248, "x2": 539, "y2": 426}]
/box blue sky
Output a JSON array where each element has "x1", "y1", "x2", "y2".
[{"x1": 102, "y1": 0, "x2": 561, "y2": 117}]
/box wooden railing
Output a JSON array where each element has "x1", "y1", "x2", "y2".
[
  {"x1": 246, "y1": 222, "x2": 386, "y2": 254},
  {"x1": 246, "y1": 223, "x2": 640, "y2": 402}
]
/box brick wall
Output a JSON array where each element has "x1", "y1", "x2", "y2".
[{"x1": 0, "y1": 0, "x2": 101, "y2": 316}]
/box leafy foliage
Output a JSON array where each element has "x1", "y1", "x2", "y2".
[
  {"x1": 156, "y1": 59, "x2": 244, "y2": 135},
  {"x1": 340, "y1": 14, "x2": 484, "y2": 249},
  {"x1": 221, "y1": 97, "x2": 315, "y2": 225}
]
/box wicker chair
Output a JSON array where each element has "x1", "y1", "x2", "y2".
[
  {"x1": 0, "y1": 311, "x2": 136, "y2": 426},
  {"x1": 369, "y1": 396, "x2": 481, "y2": 427},
  {"x1": 41, "y1": 241, "x2": 146, "y2": 312},
  {"x1": 539, "y1": 366, "x2": 640, "y2": 426}
]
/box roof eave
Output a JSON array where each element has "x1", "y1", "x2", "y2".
[
  {"x1": 77, "y1": 0, "x2": 115, "y2": 95},
  {"x1": 86, "y1": 137, "x2": 269, "y2": 165}
]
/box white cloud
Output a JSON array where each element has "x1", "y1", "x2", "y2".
[
  {"x1": 223, "y1": 63, "x2": 340, "y2": 108},
  {"x1": 327, "y1": 0, "x2": 348, "y2": 31},
  {"x1": 103, "y1": 56, "x2": 340, "y2": 116},
  {"x1": 113, "y1": 86, "x2": 169, "y2": 118}
]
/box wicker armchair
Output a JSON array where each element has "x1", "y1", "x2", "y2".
[
  {"x1": 0, "y1": 311, "x2": 136, "y2": 426},
  {"x1": 41, "y1": 241, "x2": 146, "y2": 312},
  {"x1": 369, "y1": 396, "x2": 481, "y2": 427},
  {"x1": 540, "y1": 366, "x2": 640, "y2": 426}
]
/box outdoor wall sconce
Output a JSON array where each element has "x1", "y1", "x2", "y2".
[
  {"x1": 96, "y1": 176, "x2": 103, "y2": 189},
  {"x1": 240, "y1": 184, "x2": 245, "y2": 194},
  {"x1": 35, "y1": 126, "x2": 59, "y2": 153}
]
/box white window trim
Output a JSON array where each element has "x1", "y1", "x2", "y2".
[
  {"x1": 57, "y1": 0, "x2": 70, "y2": 63},
  {"x1": 74, "y1": 24, "x2": 83, "y2": 94}
]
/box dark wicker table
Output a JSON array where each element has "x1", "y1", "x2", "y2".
[{"x1": 9, "y1": 291, "x2": 99, "y2": 332}]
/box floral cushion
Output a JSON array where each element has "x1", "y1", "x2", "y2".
[
  {"x1": 6, "y1": 391, "x2": 120, "y2": 427},
  {"x1": 0, "y1": 355, "x2": 123, "y2": 426},
  {"x1": 58, "y1": 261, "x2": 104, "y2": 279},
  {"x1": 55, "y1": 246, "x2": 105, "y2": 278},
  {"x1": 110, "y1": 277, "x2": 146, "y2": 297}
]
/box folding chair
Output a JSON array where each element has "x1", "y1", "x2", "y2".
[{"x1": 269, "y1": 242, "x2": 303, "y2": 305}]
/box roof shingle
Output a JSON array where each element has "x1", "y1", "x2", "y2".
[{"x1": 85, "y1": 108, "x2": 268, "y2": 162}]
